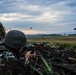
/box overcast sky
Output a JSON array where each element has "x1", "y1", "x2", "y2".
[{"x1": 0, "y1": 0, "x2": 76, "y2": 34}]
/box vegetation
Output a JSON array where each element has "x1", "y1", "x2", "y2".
[
  {"x1": 26, "y1": 36, "x2": 76, "y2": 75},
  {"x1": 27, "y1": 36, "x2": 76, "y2": 51},
  {"x1": 0, "y1": 22, "x2": 6, "y2": 41},
  {"x1": 27, "y1": 36, "x2": 76, "y2": 43},
  {"x1": 31, "y1": 54, "x2": 53, "y2": 75},
  {"x1": 0, "y1": 35, "x2": 76, "y2": 75}
]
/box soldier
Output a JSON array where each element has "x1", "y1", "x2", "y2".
[{"x1": 2, "y1": 30, "x2": 35, "y2": 61}]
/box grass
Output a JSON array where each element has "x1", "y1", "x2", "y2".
[
  {"x1": 31, "y1": 54, "x2": 53, "y2": 75},
  {"x1": 27, "y1": 36, "x2": 76, "y2": 44},
  {"x1": 0, "y1": 36, "x2": 76, "y2": 75},
  {"x1": 27, "y1": 36, "x2": 76, "y2": 51},
  {"x1": 27, "y1": 36, "x2": 76, "y2": 75}
]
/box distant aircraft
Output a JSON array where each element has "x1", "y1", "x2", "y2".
[
  {"x1": 30, "y1": 27, "x2": 32, "y2": 29},
  {"x1": 74, "y1": 28, "x2": 76, "y2": 30}
]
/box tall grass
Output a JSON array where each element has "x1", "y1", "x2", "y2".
[{"x1": 31, "y1": 54, "x2": 53, "y2": 75}]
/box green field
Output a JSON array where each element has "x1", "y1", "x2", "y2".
[
  {"x1": 27, "y1": 36, "x2": 76, "y2": 51},
  {"x1": 27, "y1": 36, "x2": 76, "y2": 44}
]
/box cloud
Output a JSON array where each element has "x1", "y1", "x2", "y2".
[{"x1": 0, "y1": 0, "x2": 76, "y2": 34}]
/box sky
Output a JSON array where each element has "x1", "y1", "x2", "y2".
[{"x1": 0, "y1": 0, "x2": 76, "y2": 34}]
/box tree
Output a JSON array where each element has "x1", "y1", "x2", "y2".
[{"x1": 0, "y1": 22, "x2": 6, "y2": 41}]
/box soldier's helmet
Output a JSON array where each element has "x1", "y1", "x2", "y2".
[{"x1": 3, "y1": 30, "x2": 26, "y2": 49}]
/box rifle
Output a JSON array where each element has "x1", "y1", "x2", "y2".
[{"x1": 16, "y1": 42, "x2": 47, "y2": 59}]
